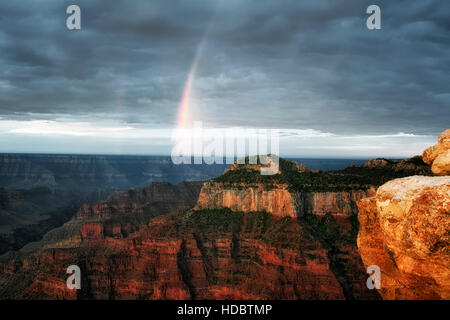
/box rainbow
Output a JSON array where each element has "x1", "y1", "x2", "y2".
[
  {"x1": 177, "y1": 58, "x2": 198, "y2": 129},
  {"x1": 176, "y1": 8, "x2": 219, "y2": 128},
  {"x1": 177, "y1": 26, "x2": 212, "y2": 129},
  {"x1": 177, "y1": 45, "x2": 204, "y2": 129}
]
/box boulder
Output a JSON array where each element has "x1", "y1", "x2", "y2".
[
  {"x1": 438, "y1": 129, "x2": 450, "y2": 144},
  {"x1": 422, "y1": 129, "x2": 450, "y2": 175},
  {"x1": 358, "y1": 175, "x2": 450, "y2": 299},
  {"x1": 432, "y1": 149, "x2": 450, "y2": 176},
  {"x1": 423, "y1": 143, "x2": 449, "y2": 165}
]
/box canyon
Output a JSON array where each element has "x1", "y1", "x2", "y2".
[
  {"x1": 0, "y1": 154, "x2": 228, "y2": 190},
  {"x1": 0, "y1": 154, "x2": 362, "y2": 238},
  {"x1": 0, "y1": 152, "x2": 437, "y2": 300},
  {"x1": 0, "y1": 154, "x2": 227, "y2": 254},
  {"x1": 0, "y1": 192, "x2": 376, "y2": 300}
]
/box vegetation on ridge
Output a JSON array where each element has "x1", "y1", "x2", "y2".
[{"x1": 213, "y1": 155, "x2": 432, "y2": 192}]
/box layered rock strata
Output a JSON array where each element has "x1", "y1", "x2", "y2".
[{"x1": 195, "y1": 182, "x2": 375, "y2": 218}]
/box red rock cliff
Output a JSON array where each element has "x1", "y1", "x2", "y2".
[
  {"x1": 195, "y1": 182, "x2": 300, "y2": 218},
  {"x1": 0, "y1": 209, "x2": 365, "y2": 300},
  {"x1": 195, "y1": 182, "x2": 375, "y2": 218},
  {"x1": 0, "y1": 182, "x2": 378, "y2": 300},
  {"x1": 302, "y1": 189, "x2": 376, "y2": 216}
]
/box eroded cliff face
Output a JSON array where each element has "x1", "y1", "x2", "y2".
[
  {"x1": 77, "y1": 182, "x2": 202, "y2": 219},
  {"x1": 195, "y1": 182, "x2": 375, "y2": 218},
  {"x1": 357, "y1": 176, "x2": 450, "y2": 299},
  {"x1": 301, "y1": 189, "x2": 376, "y2": 216},
  {"x1": 195, "y1": 183, "x2": 300, "y2": 218}
]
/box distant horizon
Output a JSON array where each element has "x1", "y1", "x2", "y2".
[
  {"x1": 0, "y1": 121, "x2": 438, "y2": 159},
  {"x1": 0, "y1": 152, "x2": 374, "y2": 172},
  {"x1": 0, "y1": 151, "x2": 407, "y2": 161}
]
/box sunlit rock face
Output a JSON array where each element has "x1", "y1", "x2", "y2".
[
  {"x1": 358, "y1": 176, "x2": 450, "y2": 299},
  {"x1": 195, "y1": 182, "x2": 375, "y2": 218},
  {"x1": 301, "y1": 189, "x2": 376, "y2": 216},
  {"x1": 358, "y1": 130, "x2": 450, "y2": 299},
  {"x1": 432, "y1": 150, "x2": 450, "y2": 176},
  {"x1": 422, "y1": 129, "x2": 450, "y2": 175},
  {"x1": 195, "y1": 183, "x2": 300, "y2": 218}
]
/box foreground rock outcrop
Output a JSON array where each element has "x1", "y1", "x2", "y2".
[
  {"x1": 358, "y1": 175, "x2": 450, "y2": 299},
  {"x1": 358, "y1": 129, "x2": 449, "y2": 299}
]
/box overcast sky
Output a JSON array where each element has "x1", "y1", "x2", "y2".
[{"x1": 0, "y1": 0, "x2": 448, "y2": 158}]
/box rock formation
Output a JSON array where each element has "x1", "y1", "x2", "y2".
[
  {"x1": 301, "y1": 189, "x2": 376, "y2": 216},
  {"x1": 195, "y1": 155, "x2": 427, "y2": 218},
  {"x1": 422, "y1": 129, "x2": 450, "y2": 175},
  {"x1": 195, "y1": 183, "x2": 299, "y2": 217},
  {"x1": 358, "y1": 176, "x2": 449, "y2": 299},
  {"x1": 358, "y1": 129, "x2": 450, "y2": 299},
  {"x1": 195, "y1": 182, "x2": 375, "y2": 218}
]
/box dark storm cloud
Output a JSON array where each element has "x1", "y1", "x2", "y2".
[{"x1": 0, "y1": 0, "x2": 448, "y2": 134}]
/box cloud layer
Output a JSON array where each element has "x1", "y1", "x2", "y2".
[{"x1": 0, "y1": 0, "x2": 448, "y2": 156}]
